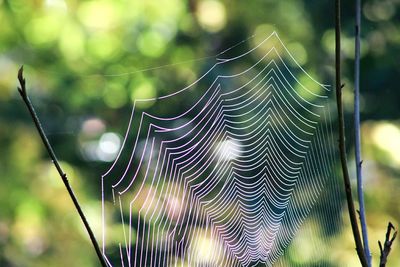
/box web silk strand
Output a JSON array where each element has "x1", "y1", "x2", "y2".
[{"x1": 101, "y1": 32, "x2": 341, "y2": 267}]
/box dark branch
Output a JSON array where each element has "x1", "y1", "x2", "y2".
[
  {"x1": 335, "y1": 1, "x2": 369, "y2": 266},
  {"x1": 17, "y1": 66, "x2": 107, "y2": 267},
  {"x1": 379, "y1": 222, "x2": 397, "y2": 267}
]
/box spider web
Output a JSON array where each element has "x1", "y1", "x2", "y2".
[{"x1": 101, "y1": 32, "x2": 342, "y2": 266}]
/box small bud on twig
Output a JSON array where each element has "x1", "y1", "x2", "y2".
[{"x1": 17, "y1": 66, "x2": 26, "y2": 97}]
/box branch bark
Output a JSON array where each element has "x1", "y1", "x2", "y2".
[
  {"x1": 379, "y1": 222, "x2": 397, "y2": 267},
  {"x1": 335, "y1": 1, "x2": 368, "y2": 266},
  {"x1": 354, "y1": 0, "x2": 371, "y2": 265},
  {"x1": 17, "y1": 66, "x2": 107, "y2": 267}
]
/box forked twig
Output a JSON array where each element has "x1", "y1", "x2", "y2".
[
  {"x1": 17, "y1": 66, "x2": 107, "y2": 267},
  {"x1": 379, "y1": 222, "x2": 397, "y2": 267}
]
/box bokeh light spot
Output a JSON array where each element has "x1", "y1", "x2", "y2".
[
  {"x1": 24, "y1": 13, "x2": 65, "y2": 46},
  {"x1": 97, "y1": 132, "x2": 122, "y2": 162},
  {"x1": 364, "y1": 1, "x2": 395, "y2": 22},
  {"x1": 137, "y1": 30, "x2": 168, "y2": 58},
  {"x1": 45, "y1": 0, "x2": 67, "y2": 11},
  {"x1": 252, "y1": 25, "x2": 281, "y2": 59},
  {"x1": 80, "y1": 118, "x2": 105, "y2": 137},
  {"x1": 87, "y1": 33, "x2": 121, "y2": 61},
  {"x1": 78, "y1": 0, "x2": 121, "y2": 31},
  {"x1": 371, "y1": 122, "x2": 400, "y2": 165},
  {"x1": 295, "y1": 73, "x2": 323, "y2": 102},
  {"x1": 103, "y1": 83, "x2": 127, "y2": 109},
  {"x1": 196, "y1": 0, "x2": 227, "y2": 33},
  {"x1": 59, "y1": 20, "x2": 85, "y2": 61},
  {"x1": 131, "y1": 81, "x2": 157, "y2": 108},
  {"x1": 287, "y1": 42, "x2": 308, "y2": 66}
]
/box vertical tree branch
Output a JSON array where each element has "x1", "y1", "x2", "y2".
[
  {"x1": 335, "y1": 1, "x2": 368, "y2": 266},
  {"x1": 354, "y1": 0, "x2": 371, "y2": 265},
  {"x1": 17, "y1": 67, "x2": 107, "y2": 267}
]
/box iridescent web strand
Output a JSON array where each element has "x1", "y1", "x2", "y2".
[{"x1": 101, "y1": 32, "x2": 341, "y2": 267}]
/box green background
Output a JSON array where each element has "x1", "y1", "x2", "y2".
[{"x1": 0, "y1": 0, "x2": 399, "y2": 266}]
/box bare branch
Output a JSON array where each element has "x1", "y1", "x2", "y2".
[
  {"x1": 379, "y1": 222, "x2": 397, "y2": 267},
  {"x1": 335, "y1": 1, "x2": 368, "y2": 266},
  {"x1": 354, "y1": 0, "x2": 371, "y2": 264},
  {"x1": 17, "y1": 66, "x2": 107, "y2": 267}
]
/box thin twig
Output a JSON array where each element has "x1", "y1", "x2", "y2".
[
  {"x1": 354, "y1": 0, "x2": 371, "y2": 265},
  {"x1": 335, "y1": 1, "x2": 368, "y2": 266},
  {"x1": 379, "y1": 222, "x2": 397, "y2": 267},
  {"x1": 17, "y1": 66, "x2": 107, "y2": 267}
]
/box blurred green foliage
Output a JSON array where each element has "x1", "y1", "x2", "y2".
[{"x1": 0, "y1": 0, "x2": 399, "y2": 266}]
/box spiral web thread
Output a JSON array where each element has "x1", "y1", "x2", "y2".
[{"x1": 101, "y1": 32, "x2": 342, "y2": 266}]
